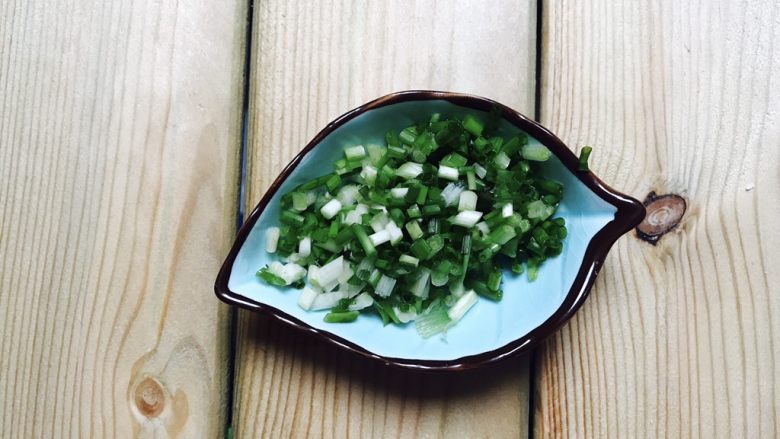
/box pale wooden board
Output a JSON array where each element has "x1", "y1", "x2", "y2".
[
  {"x1": 0, "y1": 0, "x2": 246, "y2": 437},
  {"x1": 236, "y1": 0, "x2": 537, "y2": 437},
  {"x1": 534, "y1": 0, "x2": 780, "y2": 437}
]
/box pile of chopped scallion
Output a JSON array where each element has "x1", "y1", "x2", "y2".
[{"x1": 257, "y1": 112, "x2": 567, "y2": 338}]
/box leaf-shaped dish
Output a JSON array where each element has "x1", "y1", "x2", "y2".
[{"x1": 215, "y1": 91, "x2": 645, "y2": 371}]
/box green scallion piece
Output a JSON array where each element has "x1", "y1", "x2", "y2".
[
  {"x1": 324, "y1": 311, "x2": 359, "y2": 323},
  {"x1": 281, "y1": 210, "x2": 305, "y2": 226},
  {"x1": 352, "y1": 224, "x2": 376, "y2": 256},
  {"x1": 462, "y1": 115, "x2": 484, "y2": 137},
  {"x1": 578, "y1": 146, "x2": 593, "y2": 171},
  {"x1": 410, "y1": 239, "x2": 433, "y2": 260},
  {"x1": 416, "y1": 185, "x2": 428, "y2": 204}
]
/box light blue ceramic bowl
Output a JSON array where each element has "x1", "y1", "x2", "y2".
[{"x1": 216, "y1": 91, "x2": 644, "y2": 371}]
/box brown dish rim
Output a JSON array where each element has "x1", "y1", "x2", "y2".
[{"x1": 214, "y1": 90, "x2": 646, "y2": 372}]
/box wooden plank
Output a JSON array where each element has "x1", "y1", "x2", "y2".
[
  {"x1": 236, "y1": 1, "x2": 537, "y2": 437},
  {"x1": 0, "y1": 0, "x2": 246, "y2": 437},
  {"x1": 534, "y1": 0, "x2": 780, "y2": 437}
]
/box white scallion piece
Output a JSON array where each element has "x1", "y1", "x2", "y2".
[
  {"x1": 410, "y1": 268, "x2": 431, "y2": 298},
  {"x1": 375, "y1": 274, "x2": 397, "y2": 297},
  {"x1": 438, "y1": 165, "x2": 459, "y2": 181},
  {"x1": 344, "y1": 144, "x2": 366, "y2": 160},
  {"x1": 349, "y1": 292, "x2": 374, "y2": 311},
  {"x1": 297, "y1": 287, "x2": 319, "y2": 310},
  {"x1": 493, "y1": 151, "x2": 511, "y2": 169},
  {"x1": 369, "y1": 229, "x2": 391, "y2": 247},
  {"x1": 390, "y1": 187, "x2": 409, "y2": 198},
  {"x1": 394, "y1": 307, "x2": 418, "y2": 323},
  {"x1": 337, "y1": 184, "x2": 360, "y2": 206},
  {"x1": 450, "y1": 210, "x2": 483, "y2": 228},
  {"x1": 269, "y1": 261, "x2": 307, "y2": 285},
  {"x1": 311, "y1": 256, "x2": 343, "y2": 290},
  {"x1": 521, "y1": 143, "x2": 552, "y2": 161},
  {"x1": 457, "y1": 190, "x2": 478, "y2": 212},
  {"x1": 440, "y1": 182, "x2": 464, "y2": 206},
  {"x1": 475, "y1": 221, "x2": 491, "y2": 235},
  {"x1": 385, "y1": 221, "x2": 404, "y2": 244},
  {"x1": 298, "y1": 236, "x2": 311, "y2": 258},
  {"x1": 338, "y1": 262, "x2": 354, "y2": 284},
  {"x1": 526, "y1": 200, "x2": 555, "y2": 220},
  {"x1": 474, "y1": 163, "x2": 487, "y2": 178},
  {"x1": 311, "y1": 290, "x2": 352, "y2": 311},
  {"x1": 370, "y1": 212, "x2": 390, "y2": 232},
  {"x1": 502, "y1": 202, "x2": 513, "y2": 218},
  {"x1": 448, "y1": 289, "x2": 478, "y2": 322},
  {"x1": 265, "y1": 227, "x2": 280, "y2": 253},
  {"x1": 396, "y1": 162, "x2": 424, "y2": 179},
  {"x1": 343, "y1": 203, "x2": 368, "y2": 225},
  {"x1": 360, "y1": 165, "x2": 377, "y2": 185},
  {"x1": 320, "y1": 199, "x2": 342, "y2": 219}
]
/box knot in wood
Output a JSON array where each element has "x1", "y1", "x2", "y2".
[
  {"x1": 636, "y1": 192, "x2": 686, "y2": 244},
  {"x1": 133, "y1": 377, "x2": 166, "y2": 418}
]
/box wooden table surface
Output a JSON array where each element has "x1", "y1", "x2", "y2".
[{"x1": 1, "y1": 0, "x2": 778, "y2": 437}]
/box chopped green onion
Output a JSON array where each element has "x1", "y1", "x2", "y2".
[
  {"x1": 472, "y1": 280, "x2": 502, "y2": 301},
  {"x1": 466, "y1": 170, "x2": 477, "y2": 190},
  {"x1": 487, "y1": 269, "x2": 502, "y2": 291},
  {"x1": 422, "y1": 205, "x2": 441, "y2": 217},
  {"x1": 437, "y1": 165, "x2": 459, "y2": 181},
  {"x1": 324, "y1": 311, "x2": 359, "y2": 323},
  {"x1": 325, "y1": 173, "x2": 342, "y2": 192},
  {"x1": 399, "y1": 127, "x2": 418, "y2": 145},
  {"x1": 416, "y1": 185, "x2": 428, "y2": 204},
  {"x1": 369, "y1": 229, "x2": 391, "y2": 247},
  {"x1": 502, "y1": 203, "x2": 513, "y2": 218},
  {"x1": 451, "y1": 210, "x2": 483, "y2": 228},
  {"x1": 390, "y1": 187, "x2": 409, "y2": 198},
  {"x1": 493, "y1": 151, "x2": 511, "y2": 169},
  {"x1": 457, "y1": 190, "x2": 478, "y2": 212},
  {"x1": 399, "y1": 254, "x2": 419, "y2": 267},
  {"x1": 526, "y1": 200, "x2": 555, "y2": 220},
  {"x1": 488, "y1": 224, "x2": 517, "y2": 246},
  {"x1": 265, "y1": 227, "x2": 280, "y2": 253},
  {"x1": 405, "y1": 220, "x2": 424, "y2": 240},
  {"x1": 440, "y1": 153, "x2": 468, "y2": 168},
  {"x1": 410, "y1": 239, "x2": 434, "y2": 260},
  {"x1": 474, "y1": 163, "x2": 487, "y2": 179},
  {"x1": 292, "y1": 192, "x2": 311, "y2": 211},
  {"x1": 320, "y1": 199, "x2": 342, "y2": 219},
  {"x1": 375, "y1": 274, "x2": 397, "y2": 297},
  {"x1": 397, "y1": 162, "x2": 424, "y2": 179},
  {"x1": 462, "y1": 115, "x2": 484, "y2": 136},
  {"x1": 360, "y1": 165, "x2": 378, "y2": 185},
  {"x1": 407, "y1": 204, "x2": 422, "y2": 219},
  {"x1": 352, "y1": 224, "x2": 376, "y2": 256},
  {"x1": 448, "y1": 289, "x2": 478, "y2": 322},
  {"x1": 281, "y1": 210, "x2": 305, "y2": 226},
  {"x1": 440, "y1": 183, "x2": 465, "y2": 206},
  {"x1": 521, "y1": 144, "x2": 552, "y2": 161},
  {"x1": 344, "y1": 145, "x2": 366, "y2": 160},
  {"x1": 256, "y1": 267, "x2": 288, "y2": 286},
  {"x1": 578, "y1": 146, "x2": 593, "y2": 171},
  {"x1": 415, "y1": 305, "x2": 451, "y2": 338}
]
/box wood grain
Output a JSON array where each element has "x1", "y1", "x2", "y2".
[
  {"x1": 236, "y1": 1, "x2": 537, "y2": 437},
  {"x1": 534, "y1": 0, "x2": 780, "y2": 437},
  {"x1": 0, "y1": 0, "x2": 246, "y2": 437}
]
